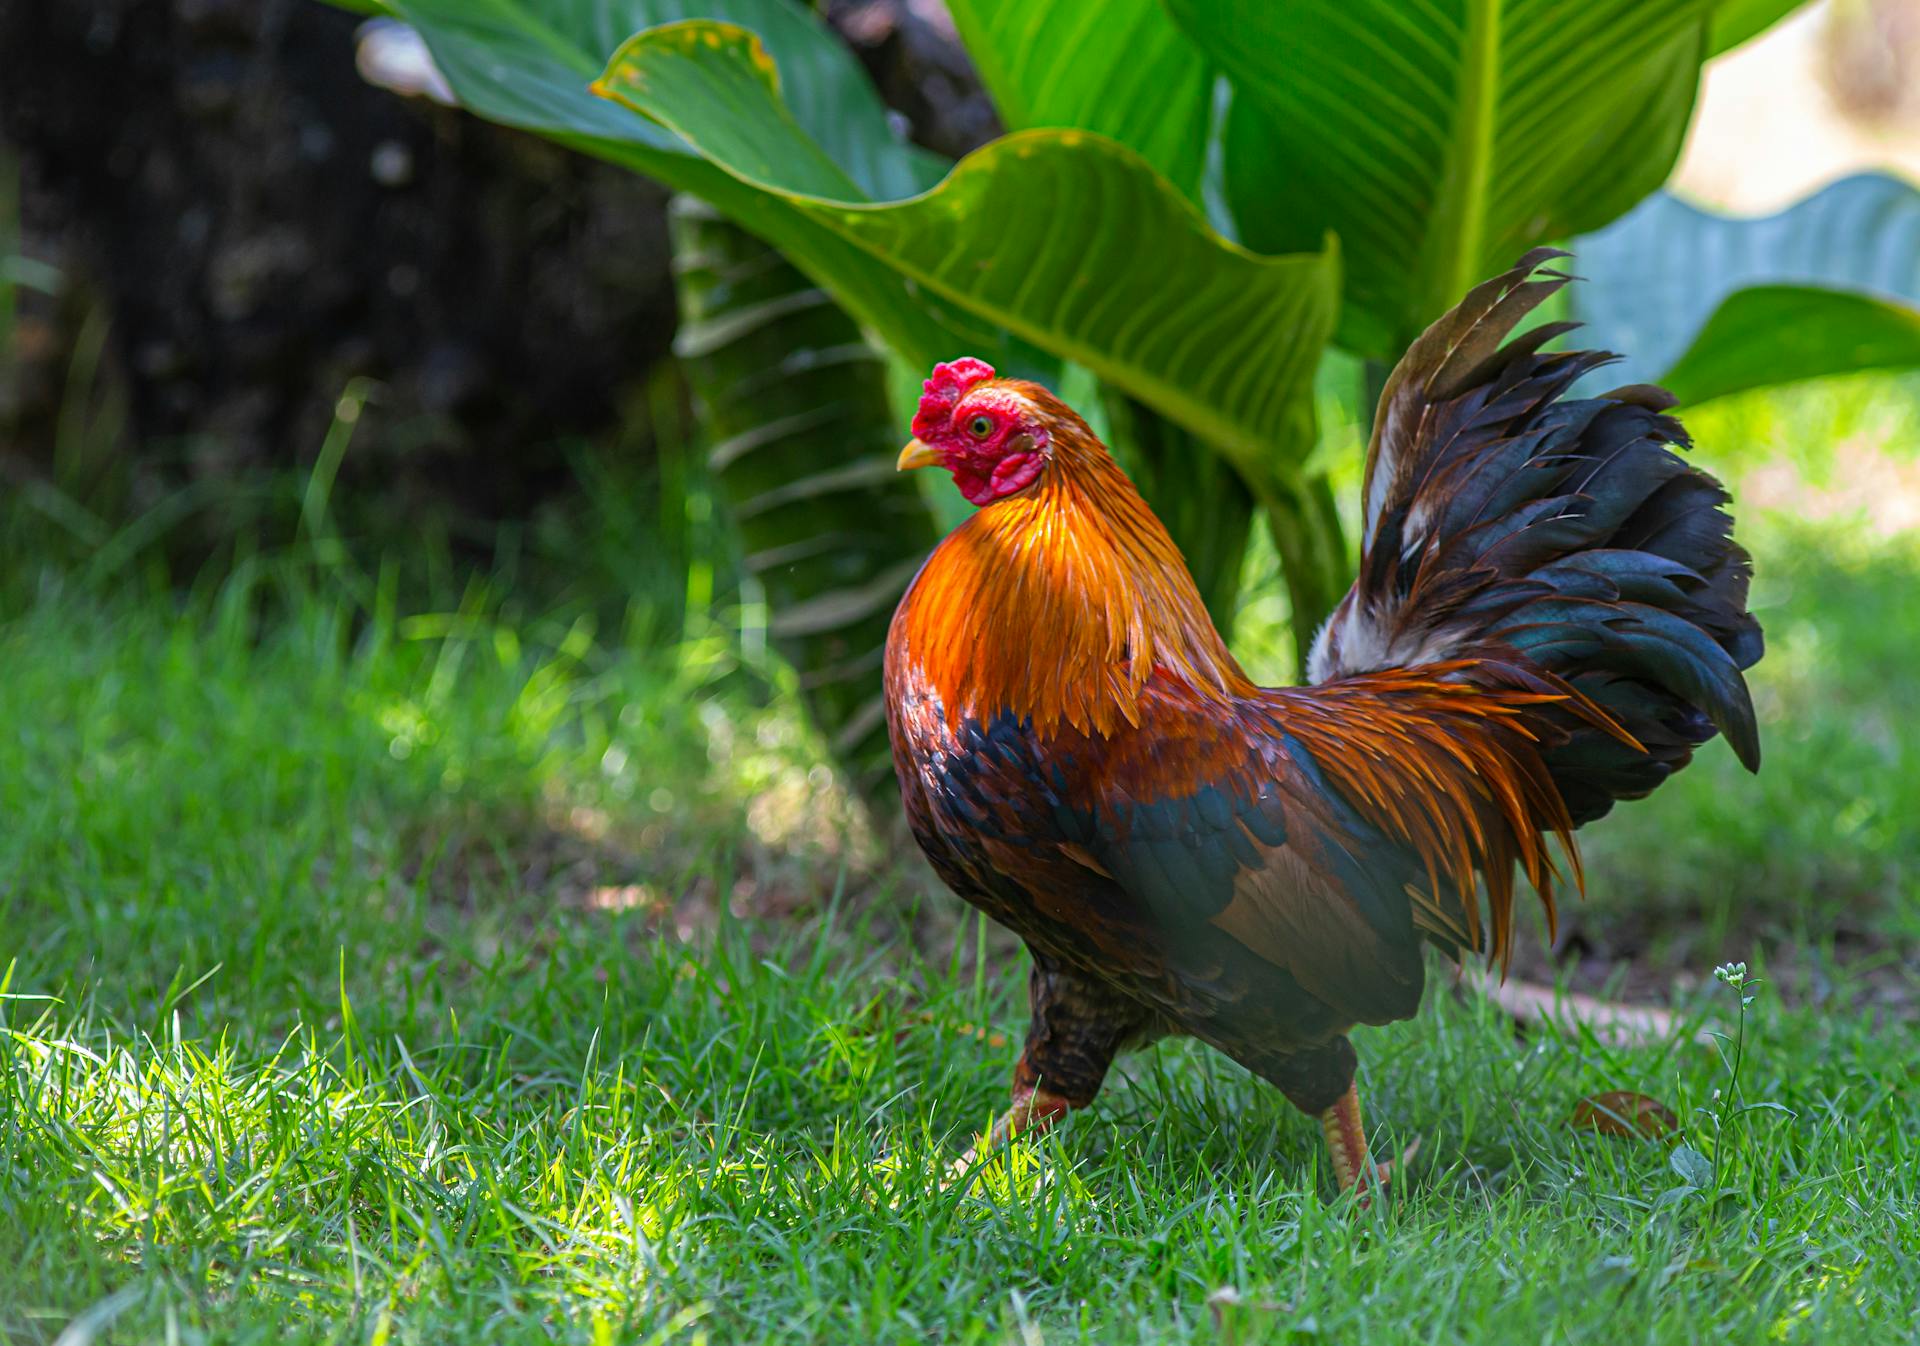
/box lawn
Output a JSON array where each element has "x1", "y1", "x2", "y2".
[{"x1": 3, "y1": 376, "x2": 1919, "y2": 1343}]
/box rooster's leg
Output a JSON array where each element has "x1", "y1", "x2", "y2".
[
  {"x1": 1253, "y1": 1037, "x2": 1392, "y2": 1205},
  {"x1": 962, "y1": 953, "x2": 1155, "y2": 1164},
  {"x1": 982, "y1": 1082, "x2": 1075, "y2": 1148},
  {"x1": 1318, "y1": 1082, "x2": 1389, "y2": 1202}
]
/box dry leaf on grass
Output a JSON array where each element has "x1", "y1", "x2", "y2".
[{"x1": 1569, "y1": 1090, "x2": 1679, "y2": 1140}]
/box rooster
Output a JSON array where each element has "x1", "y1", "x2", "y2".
[{"x1": 884, "y1": 251, "x2": 1762, "y2": 1197}]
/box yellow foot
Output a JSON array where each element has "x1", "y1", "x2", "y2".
[
  {"x1": 1318, "y1": 1083, "x2": 1398, "y2": 1209},
  {"x1": 945, "y1": 1085, "x2": 1074, "y2": 1186}
]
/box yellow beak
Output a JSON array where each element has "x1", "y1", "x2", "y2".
[{"x1": 896, "y1": 438, "x2": 942, "y2": 472}]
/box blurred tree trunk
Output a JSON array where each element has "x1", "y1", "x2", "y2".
[
  {"x1": 825, "y1": 0, "x2": 1004, "y2": 159},
  {"x1": 0, "y1": 0, "x2": 676, "y2": 544},
  {"x1": 670, "y1": 197, "x2": 938, "y2": 808}
]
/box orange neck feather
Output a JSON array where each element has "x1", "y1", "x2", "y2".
[{"x1": 894, "y1": 390, "x2": 1253, "y2": 738}]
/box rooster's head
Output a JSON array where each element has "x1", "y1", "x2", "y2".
[{"x1": 898, "y1": 358, "x2": 1057, "y2": 506}]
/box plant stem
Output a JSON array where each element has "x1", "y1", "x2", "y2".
[{"x1": 1262, "y1": 470, "x2": 1348, "y2": 670}]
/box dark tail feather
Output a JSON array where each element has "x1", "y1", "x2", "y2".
[{"x1": 1309, "y1": 250, "x2": 1762, "y2": 826}]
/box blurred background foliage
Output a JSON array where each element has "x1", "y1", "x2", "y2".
[{"x1": 10, "y1": 0, "x2": 1920, "y2": 807}]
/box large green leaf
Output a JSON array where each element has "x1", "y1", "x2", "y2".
[
  {"x1": 593, "y1": 21, "x2": 1341, "y2": 471},
  {"x1": 1572, "y1": 172, "x2": 1920, "y2": 395},
  {"x1": 1168, "y1": 0, "x2": 1716, "y2": 358},
  {"x1": 391, "y1": 0, "x2": 926, "y2": 195},
  {"x1": 671, "y1": 199, "x2": 936, "y2": 805},
  {"x1": 944, "y1": 0, "x2": 1273, "y2": 639},
  {"x1": 945, "y1": 0, "x2": 1214, "y2": 199},
  {"x1": 1658, "y1": 286, "x2": 1920, "y2": 407},
  {"x1": 1708, "y1": 0, "x2": 1810, "y2": 56},
  {"x1": 370, "y1": 0, "x2": 1042, "y2": 376}
]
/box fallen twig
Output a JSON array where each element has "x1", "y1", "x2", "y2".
[{"x1": 1470, "y1": 971, "x2": 1710, "y2": 1047}]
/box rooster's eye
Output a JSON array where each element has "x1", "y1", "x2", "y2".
[{"x1": 967, "y1": 414, "x2": 994, "y2": 439}]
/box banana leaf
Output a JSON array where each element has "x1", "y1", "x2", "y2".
[{"x1": 671, "y1": 198, "x2": 936, "y2": 805}]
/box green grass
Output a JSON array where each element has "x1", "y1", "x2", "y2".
[{"x1": 4, "y1": 376, "x2": 1920, "y2": 1342}]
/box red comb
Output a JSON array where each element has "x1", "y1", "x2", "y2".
[{"x1": 912, "y1": 358, "x2": 996, "y2": 438}]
